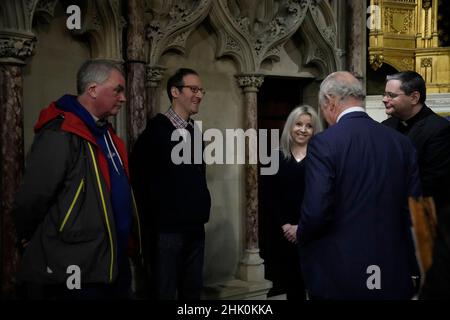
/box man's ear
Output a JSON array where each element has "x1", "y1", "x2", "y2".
[
  {"x1": 171, "y1": 86, "x2": 180, "y2": 99},
  {"x1": 410, "y1": 91, "x2": 420, "y2": 104},
  {"x1": 87, "y1": 83, "x2": 97, "y2": 99},
  {"x1": 326, "y1": 94, "x2": 336, "y2": 110}
]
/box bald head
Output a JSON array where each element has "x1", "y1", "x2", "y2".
[{"x1": 318, "y1": 71, "x2": 366, "y2": 125}]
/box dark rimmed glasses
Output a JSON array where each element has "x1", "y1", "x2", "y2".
[{"x1": 179, "y1": 85, "x2": 206, "y2": 95}]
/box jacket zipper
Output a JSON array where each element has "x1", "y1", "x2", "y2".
[
  {"x1": 59, "y1": 178, "x2": 85, "y2": 232},
  {"x1": 131, "y1": 189, "x2": 143, "y2": 256},
  {"x1": 87, "y1": 142, "x2": 115, "y2": 283}
]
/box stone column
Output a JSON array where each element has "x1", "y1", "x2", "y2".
[
  {"x1": 236, "y1": 74, "x2": 265, "y2": 282},
  {"x1": 0, "y1": 31, "x2": 35, "y2": 298},
  {"x1": 126, "y1": 0, "x2": 146, "y2": 150},
  {"x1": 346, "y1": 0, "x2": 367, "y2": 84},
  {"x1": 145, "y1": 65, "x2": 166, "y2": 119}
]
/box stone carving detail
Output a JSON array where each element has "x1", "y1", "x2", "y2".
[
  {"x1": 399, "y1": 57, "x2": 414, "y2": 70},
  {"x1": 166, "y1": 31, "x2": 190, "y2": 51},
  {"x1": 145, "y1": 65, "x2": 166, "y2": 87},
  {"x1": 421, "y1": 57, "x2": 432, "y2": 68},
  {"x1": 297, "y1": 0, "x2": 339, "y2": 77},
  {"x1": 33, "y1": 0, "x2": 59, "y2": 24},
  {"x1": 211, "y1": 0, "x2": 311, "y2": 72},
  {"x1": 309, "y1": 0, "x2": 336, "y2": 46},
  {"x1": 144, "y1": 0, "x2": 213, "y2": 65},
  {"x1": 314, "y1": 47, "x2": 326, "y2": 62},
  {"x1": 236, "y1": 74, "x2": 264, "y2": 89},
  {"x1": 0, "y1": 0, "x2": 39, "y2": 30},
  {"x1": 387, "y1": 56, "x2": 414, "y2": 71},
  {"x1": 71, "y1": 0, "x2": 125, "y2": 61},
  {"x1": 226, "y1": 35, "x2": 241, "y2": 52},
  {"x1": 422, "y1": 0, "x2": 432, "y2": 10},
  {"x1": 385, "y1": 8, "x2": 414, "y2": 35},
  {"x1": 369, "y1": 53, "x2": 384, "y2": 71},
  {"x1": 0, "y1": 35, "x2": 36, "y2": 63}
]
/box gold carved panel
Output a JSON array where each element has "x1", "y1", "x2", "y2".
[{"x1": 384, "y1": 7, "x2": 415, "y2": 35}]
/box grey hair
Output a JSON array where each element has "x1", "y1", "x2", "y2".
[
  {"x1": 318, "y1": 71, "x2": 366, "y2": 107},
  {"x1": 76, "y1": 60, "x2": 124, "y2": 95},
  {"x1": 280, "y1": 105, "x2": 323, "y2": 160}
]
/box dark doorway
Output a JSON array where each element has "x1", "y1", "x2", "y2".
[{"x1": 257, "y1": 77, "x2": 308, "y2": 297}]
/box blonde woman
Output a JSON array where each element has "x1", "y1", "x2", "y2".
[{"x1": 273, "y1": 105, "x2": 322, "y2": 300}]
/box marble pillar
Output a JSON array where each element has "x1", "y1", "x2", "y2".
[
  {"x1": 236, "y1": 74, "x2": 265, "y2": 282},
  {"x1": 145, "y1": 65, "x2": 166, "y2": 119},
  {"x1": 126, "y1": 0, "x2": 146, "y2": 150},
  {"x1": 346, "y1": 0, "x2": 367, "y2": 83},
  {"x1": 0, "y1": 31, "x2": 35, "y2": 298}
]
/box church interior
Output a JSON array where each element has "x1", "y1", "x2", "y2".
[{"x1": 1, "y1": 0, "x2": 449, "y2": 299}]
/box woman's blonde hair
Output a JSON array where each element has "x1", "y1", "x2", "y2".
[{"x1": 280, "y1": 105, "x2": 322, "y2": 159}]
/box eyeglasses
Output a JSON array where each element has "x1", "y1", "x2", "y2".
[
  {"x1": 382, "y1": 92, "x2": 407, "y2": 99},
  {"x1": 179, "y1": 85, "x2": 206, "y2": 95}
]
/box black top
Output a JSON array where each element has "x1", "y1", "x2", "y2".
[
  {"x1": 130, "y1": 113, "x2": 211, "y2": 233},
  {"x1": 272, "y1": 150, "x2": 306, "y2": 227}
]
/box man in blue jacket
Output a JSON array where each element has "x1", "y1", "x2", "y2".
[
  {"x1": 13, "y1": 60, "x2": 142, "y2": 299},
  {"x1": 298, "y1": 71, "x2": 421, "y2": 299}
]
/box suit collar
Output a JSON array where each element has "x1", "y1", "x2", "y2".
[{"x1": 338, "y1": 108, "x2": 368, "y2": 122}]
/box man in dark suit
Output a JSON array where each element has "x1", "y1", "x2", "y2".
[
  {"x1": 297, "y1": 71, "x2": 421, "y2": 299},
  {"x1": 382, "y1": 71, "x2": 450, "y2": 299}
]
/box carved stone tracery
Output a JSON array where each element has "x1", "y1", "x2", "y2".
[
  {"x1": 71, "y1": 0, "x2": 126, "y2": 62},
  {"x1": 144, "y1": 0, "x2": 213, "y2": 66},
  {"x1": 211, "y1": 0, "x2": 313, "y2": 72}
]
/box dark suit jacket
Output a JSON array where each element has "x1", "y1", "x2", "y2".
[
  {"x1": 298, "y1": 112, "x2": 421, "y2": 299},
  {"x1": 383, "y1": 105, "x2": 450, "y2": 298},
  {"x1": 382, "y1": 105, "x2": 450, "y2": 202}
]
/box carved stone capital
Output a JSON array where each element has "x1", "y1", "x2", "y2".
[
  {"x1": 0, "y1": 32, "x2": 36, "y2": 64},
  {"x1": 236, "y1": 74, "x2": 264, "y2": 92},
  {"x1": 145, "y1": 65, "x2": 167, "y2": 88}
]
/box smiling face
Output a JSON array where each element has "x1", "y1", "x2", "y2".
[
  {"x1": 171, "y1": 74, "x2": 204, "y2": 120},
  {"x1": 291, "y1": 113, "x2": 314, "y2": 146},
  {"x1": 92, "y1": 69, "x2": 126, "y2": 118}
]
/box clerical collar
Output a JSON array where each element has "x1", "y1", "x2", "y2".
[{"x1": 399, "y1": 105, "x2": 432, "y2": 129}]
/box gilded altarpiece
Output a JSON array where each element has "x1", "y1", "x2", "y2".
[{"x1": 369, "y1": 0, "x2": 450, "y2": 93}]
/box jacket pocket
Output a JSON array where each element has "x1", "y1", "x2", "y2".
[{"x1": 59, "y1": 178, "x2": 85, "y2": 232}]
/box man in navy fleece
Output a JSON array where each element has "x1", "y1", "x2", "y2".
[{"x1": 131, "y1": 68, "x2": 211, "y2": 300}]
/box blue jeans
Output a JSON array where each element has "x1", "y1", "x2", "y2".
[{"x1": 150, "y1": 227, "x2": 205, "y2": 300}]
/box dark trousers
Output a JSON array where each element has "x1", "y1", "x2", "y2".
[
  {"x1": 150, "y1": 227, "x2": 205, "y2": 300},
  {"x1": 281, "y1": 240, "x2": 306, "y2": 300}
]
